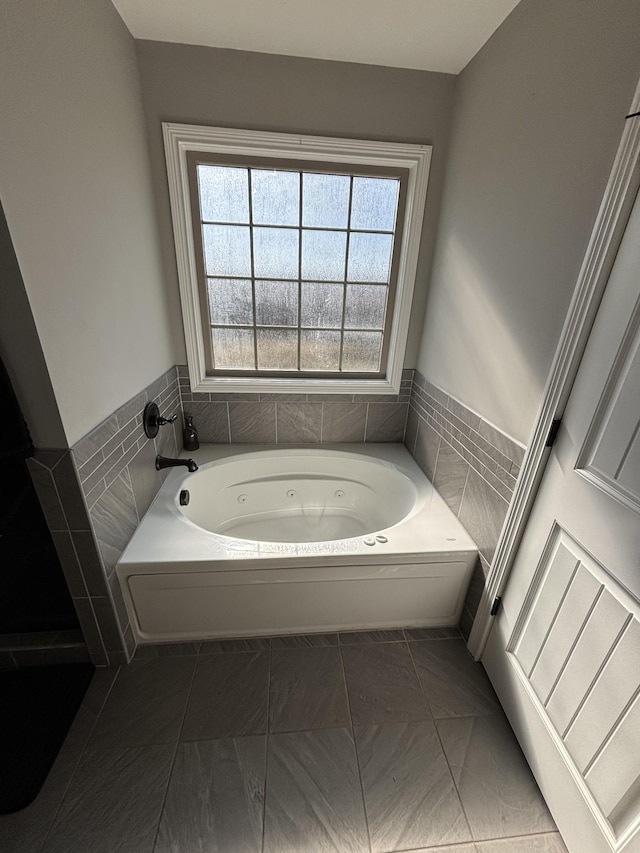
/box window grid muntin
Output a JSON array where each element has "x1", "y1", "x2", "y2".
[{"x1": 192, "y1": 157, "x2": 403, "y2": 378}]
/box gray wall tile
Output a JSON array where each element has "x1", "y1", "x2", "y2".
[
  {"x1": 433, "y1": 440, "x2": 470, "y2": 515},
  {"x1": 276, "y1": 403, "x2": 322, "y2": 443},
  {"x1": 89, "y1": 470, "x2": 138, "y2": 580},
  {"x1": 458, "y1": 468, "x2": 509, "y2": 564},
  {"x1": 322, "y1": 402, "x2": 367, "y2": 442},
  {"x1": 229, "y1": 402, "x2": 276, "y2": 443},
  {"x1": 128, "y1": 440, "x2": 162, "y2": 520},
  {"x1": 73, "y1": 598, "x2": 105, "y2": 655},
  {"x1": 52, "y1": 453, "x2": 90, "y2": 530},
  {"x1": 365, "y1": 403, "x2": 408, "y2": 442},
  {"x1": 73, "y1": 415, "x2": 119, "y2": 467},
  {"x1": 28, "y1": 465, "x2": 67, "y2": 531},
  {"x1": 92, "y1": 596, "x2": 125, "y2": 653},
  {"x1": 413, "y1": 419, "x2": 440, "y2": 480},
  {"x1": 51, "y1": 532, "x2": 87, "y2": 597},
  {"x1": 72, "y1": 531, "x2": 108, "y2": 597},
  {"x1": 183, "y1": 401, "x2": 230, "y2": 443}
]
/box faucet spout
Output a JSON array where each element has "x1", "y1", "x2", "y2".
[{"x1": 155, "y1": 455, "x2": 198, "y2": 473}]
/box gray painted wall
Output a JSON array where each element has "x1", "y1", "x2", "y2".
[
  {"x1": 135, "y1": 42, "x2": 456, "y2": 366},
  {"x1": 417, "y1": 0, "x2": 640, "y2": 445},
  {"x1": 0, "y1": 0, "x2": 175, "y2": 447}
]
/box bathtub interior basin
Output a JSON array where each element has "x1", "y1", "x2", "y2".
[{"x1": 178, "y1": 452, "x2": 417, "y2": 543}]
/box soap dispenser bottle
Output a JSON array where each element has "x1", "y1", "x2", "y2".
[{"x1": 183, "y1": 415, "x2": 199, "y2": 451}]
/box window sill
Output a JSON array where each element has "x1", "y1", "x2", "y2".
[{"x1": 189, "y1": 373, "x2": 402, "y2": 396}]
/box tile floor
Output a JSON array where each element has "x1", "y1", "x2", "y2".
[{"x1": 0, "y1": 628, "x2": 568, "y2": 853}]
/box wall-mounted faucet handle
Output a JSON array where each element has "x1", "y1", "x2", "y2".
[{"x1": 143, "y1": 402, "x2": 178, "y2": 438}]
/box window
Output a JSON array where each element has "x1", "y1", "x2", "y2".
[{"x1": 164, "y1": 124, "x2": 431, "y2": 395}]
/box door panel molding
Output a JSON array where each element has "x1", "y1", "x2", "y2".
[
  {"x1": 506, "y1": 523, "x2": 640, "y2": 849},
  {"x1": 468, "y1": 77, "x2": 640, "y2": 659},
  {"x1": 577, "y1": 291, "x2": 640, "y2": 514}
]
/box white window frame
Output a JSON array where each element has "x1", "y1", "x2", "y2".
[{"x1": 163, "y1": 122, "x2": 431, "y2": 395}]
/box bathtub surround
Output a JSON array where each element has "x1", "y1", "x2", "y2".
[
  {"x1": 178, "y1": 365, "x2": 412, "y2": 443},
  {"x1": 62, "y1": 366, "x2": 183, "y2": 666},
  {"x1": 404, "y1": 370, "x2": 524, "y2": 639}
]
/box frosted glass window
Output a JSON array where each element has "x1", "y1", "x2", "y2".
[
  {"x1": 198, "y1": 165, "x2": 249, "y2": 223},
  {"x1": 342, "y1": 331, "x2": 382, "y2": 372},
  {"x1": 300, "y1": 330, "x2": 341, "y2": 371},
  {"x1": 344, "y1": 285, "x2": 387, "y2": 329},
  {"x1": 207, "y1": 279, "x2": 253, "y2": 326},
  {"x1": 252, "y1": 170, "x2": 299, "y2": 226},
  {"x1": 255, "y1": 280, "x2": 298, "y2": 327},
  {"x1": 302, "y1": 230, "x2": 347, "y2": 281},
  {"x1": 253, "y1": 227, "x2": 299, "y2": 279},
  {"x1": 212, "y1": 328, "x2": 255, "y2": 370},
  {"x1": 302, "y1": 173, "x2": 350, "y2": 228},
  {"x1": 257, "y1": 329, "x2": 298, "y2": 370},
  {"x1": 203, "y1": 224, "x2": 252, "y2": 277},
  {"x1": 301, "y1": 282, "x2": 343, "y2": 328},
  {"x1": 347, "y1": 232, "x2": 393, "y2": 283},
  {"x1": 350, "y1": 177, "x2": 399, "y2": 231}
]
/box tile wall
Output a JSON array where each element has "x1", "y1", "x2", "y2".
[
  {"x1": 178, "y1": 365, "x2": 413, "y2": 444},
  {"x1": 69, "y1": 366, "x2": 183, "y2": 665},
  {"x1": 404, "y1": 370, "x2": 525, "y2": 639}
]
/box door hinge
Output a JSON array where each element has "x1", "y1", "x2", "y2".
[
  {"x1": 490, "y1": 595, "x2": 503, "y2": 616},
  {"x1": 545, "y1": 418, "x2": 562, "y2": 448}
]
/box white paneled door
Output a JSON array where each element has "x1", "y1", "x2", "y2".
[{"x1": 483, "y1": 187, "x2": 640, "y2": 852}]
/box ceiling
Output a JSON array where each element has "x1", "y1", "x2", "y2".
[{"x1": 111, "y1": 0, "x2": 522, "y2": 75}]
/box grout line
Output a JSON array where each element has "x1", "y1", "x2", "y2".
[
  {"x1": 150, "y1": 656, "x2": 199, "y2": 852},
  {"x1": 338, "y1": 642, "x2": 374, "y2": 853},
  {"x1": 261, "y1": 639, "x2": 273, "y2": 853}
]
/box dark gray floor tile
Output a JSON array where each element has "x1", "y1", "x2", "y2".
[
  {"x1": 342, "y1": 642, "x2": 430, "y2": 725},
  {"x1": 0, "y1": 746, "x2": 84, "y2": 853},
  {"x1": 88, "y1": 657, "x2": 196, "y2": 748},
  {"x1": 271, "y1": 633, "x2": 338, "y2": 648},
  {"x1": 410, "y1": 639, "x2": 500, "y2": 718},
  {"x1": 181, "y1": 652, "x2": 269, "y2": 740},
  {"x1": 476, "y1": 834, "x2": 568, "y2": 852},
  {"x1": 264, "y1": 728, "x2": 368, "y2": 853},
  {"x1": 355, "y1": 720, "x2": 472, "y2": 852},
  {"x1": 199, "y1": 637, "x2": 270, "y2": 654},
  {"x1": 404, "y1": 627, "x2": 461, "y2": 640},
  {"x1": 42, "y1": 745, "x2": 174, "y2": 853},
  {"x1": 339, "y1": 629, "x2": 404, "y2": 644},
  {"x1": 437, "y1": 715, "x2": 557, "y2": 841},
  {"x1": 155, "y1": 736, "x2": 266, "y2": 853},
  {"x1": 269, "y1": 647, "x2": 350, "y2": 732}
]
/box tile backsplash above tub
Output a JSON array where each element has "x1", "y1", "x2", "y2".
[{"x1": 177, "y1": 365, "x2": 412, "y2": 444}]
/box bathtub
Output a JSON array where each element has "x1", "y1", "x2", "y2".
[{"x1": 116, "y1": 443, "x2": 478, "y2": 644}]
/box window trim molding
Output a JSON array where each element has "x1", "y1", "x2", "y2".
[{"x1": 163, "y1": 122, "x2": 432, "y2": 394}]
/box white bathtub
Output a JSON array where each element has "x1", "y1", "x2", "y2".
[{"x1": 116, "y1": 443, "x2": 478, "y2": 644}]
